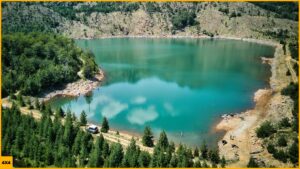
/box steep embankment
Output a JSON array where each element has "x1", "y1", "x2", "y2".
[{"x1": 216, "y1": 44, "x2": 297, "y2": 167}]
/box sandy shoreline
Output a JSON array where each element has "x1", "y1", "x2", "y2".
[
  {"x1": 75, "y1": 35, "x2": 278, "y2": 47},
  {"x1": 40, "y1": 68, "x2": 105, "y2": 103},
  {"x1": 215, "y1": 43, "x2": 295, "y2": 167}
]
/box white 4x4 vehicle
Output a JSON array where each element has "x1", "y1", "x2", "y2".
[{"x1": 86, "y1": 125, "x2": 99, "y2": 134}]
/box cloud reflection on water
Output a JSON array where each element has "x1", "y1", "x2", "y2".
[
  {"x1": 77, "y1": 94, "x2": 129, "y2": 119},
  {"x1": 131, "y1": 96, "x2": 147, "y2": 104},
  {"x1": 127, "y1": 105, "x2": 158, "y2": 125}
]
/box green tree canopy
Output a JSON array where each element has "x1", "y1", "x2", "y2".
[
  {"x1": 108, "y1": 143, "x2": 124, "y2": 167},
  {"x1": 80, "y1": 110, "x2": 87, "y2": 126},
  {"x1": 101, "y1": 117, "x2": 109, "y2": 133},
  {"x1": 88, "y1": 137, "x2": 104, "y2": 167},
  {"x1": 2, "y1": 32, "x2": 98, "y2": 97},
  {"x1": 142, "y1": 126, "x2": 154, "y2": 147},
  {"x1": 157, "y1": 131, "x2": 169, "y2": 151}
]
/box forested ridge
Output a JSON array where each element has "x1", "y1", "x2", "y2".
[{"x1": 2, "y1": 32, "x2": 98, "y2": 97}]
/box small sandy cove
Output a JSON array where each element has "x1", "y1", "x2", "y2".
[
  {"x1": 216, "y1": 89, "x2": 272, "y2": 167},
  {"x1": 41, "y1": 68, "x2": 104, "y2": 102}
]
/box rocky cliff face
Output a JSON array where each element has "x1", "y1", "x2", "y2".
[{"x1": 3, "y1": 2, "x2": 298, "y2": 41}]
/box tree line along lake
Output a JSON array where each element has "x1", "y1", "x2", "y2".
[{"x1": 49, "y1": 38, "x2": 275, "y2": 147}]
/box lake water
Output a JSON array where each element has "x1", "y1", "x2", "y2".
[{"x1": 50, "y1": 38, "x2": 275, "y2": 147}]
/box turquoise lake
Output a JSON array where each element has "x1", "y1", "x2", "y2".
[{"x1": 50, "y1": 38, "x2": 275, "y2": 147}]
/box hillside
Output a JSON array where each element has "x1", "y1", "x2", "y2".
[
  {"x1": 2, "y1": 2, "x2": 298, "y2": 42},
  {"x1": 1, "y1": 32, "x2": 98, "y2": 98}
]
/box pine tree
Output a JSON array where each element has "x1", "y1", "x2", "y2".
[
  {"x1": 9, "y1": 92, "x2": 16, "y2": 100},
  {"x1": 12, "y1": 127, "x2": 24, "y2": 158},
  {"x1": 138, "y1": 151, "x2": 151, "y2": 167},
  {"x1": 44, "y1": 105, "x2": 53, "y2": 116},
  {"x1": 151, "y1": 146, "x2": 160, "y2": 167},
  {"x1": 176, "y1": 144, "x2": 192, "y2": 167},
  {"x1": 221, "y1": 155, "x2": 226, "y2": 168},
  {"x1": 40, "y1": 101, "x2": 46, "y2": 111},
  {"x1": 202, "y1": 161, "x2": 209, "y2": 168},
  {"x1": 80, "y1": 110, "x2": 87, "y2": 126},
  {"x1": 17, "y1": 93, "x2": 25, "y2": 107},
  {"x1": 212, "y1": 163, "x2": 217, "y2": 168},
  {"x1": 88, "y1": 137, "x2": 104, "y2": 167},
  {"x1": 194, "y1": 146, "x2": 200, "y2": 158},
  {"x1": 72, "y1": 131, "x2": 83, "y2": 155},
  {"x1": 72, "y1": 113, "x2": 77, "y2": 122},
  {"x1": 98, "y1": 134, "x2": 105, "y2": 151},
  {"x1": 122, "y1": 138, "x2": 140, "y2": 167},
  {"x1": 209, "y1": 148, "x2": 220, "y2": 164},
  {"x1": 44, "y1": 141, "x2": 54, "y2": 165},
  {"x1": 193, "y1": 160, "x2": 202, "y2": 167},
  {"x1": 102, "y1": 141, "x2": 110, "y2": 158},
  {"x1": 79, "y1": 144, "x2": 88, "y2": 167},
  {"x1": 201, "y1": 141, "x2": 208, "y2": 159},
  {"x1": 157, "y1": 131, "x2": 169, "y2": 151},
  {"x1": 169, "y1": 141, "x2": 176, "y2": 153},
  {"x1": 34, "y1": 97, "x2": 40, "y2": 109},
  {"x1": 26, "y1": 97, "x2": 31, "y2": 107},
  {"x1": 108, "y1": 143, "x2": 124, "y2": 167},
  {"x1": 142, "y1": 126, "x2": 154, "y2": 147},
  {"x1": 63, "y1": 112, "x2": 74, "y2": 146},
  {"x1": 56, "y1": 107, "x2": 65, "y2": 118},
  {"x1": 169, "y1": 155, "x2": 178, "y2": 167},
  {"x1": 101, "y1": 117, "x2": 109, "y2": 133}
]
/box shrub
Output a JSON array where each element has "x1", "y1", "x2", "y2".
[
  {"x1": 292, "y1": 119, "x2": 298, "y2": 132},
  {"x1": 28, "y1": 104, "x2": 34, "y2": 110},
  {"x1": 171, "y1": 10, "x2": 198, "y2": 30},
  {"x1": 256, "y1": 121, "x2": 276, "y2": 138},
  {"x1": 230, "y1": 12, "x2": 237, "y2": 18},
  {"x1": 281, "y1": 83, "x2": 298, "y2": 100},
  {"x1": 288, "y1": 141, "x2": 299, "y2": 164},
  {"x1": 267, "y1": 144, "x2": 277, "y2": 154},
  {"x1": 273, "y1": 150, "x2": 288, "y2": 163},
  {"x1": 247, "y1": 157, "x2": 259, "y2": 168},
  {"x1": 277, "y1": 136, "x2": 287, "y2": 147},
  {"x1": 218, "y1": 8, "x2": 229, "y2": 14},
  {"x1": 279, "y1": 117, "x2": 291, "y2": 128},
  {"x1": 9, "y1": 93, "x2": 16, "y2": 100}
]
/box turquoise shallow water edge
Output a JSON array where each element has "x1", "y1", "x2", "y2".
[{"x1": 49, "y1": 38, "x2": 275, "y2": 147}]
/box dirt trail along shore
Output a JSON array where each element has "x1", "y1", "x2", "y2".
[{"x1": 216, "y1": 44, "x2": 295, "y2": 167}]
